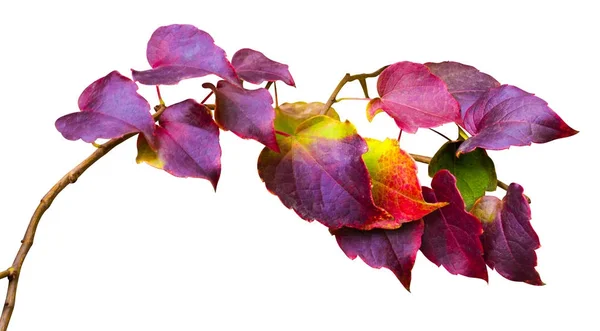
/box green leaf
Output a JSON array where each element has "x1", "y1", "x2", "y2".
[
  {"x1": 428, "y1": 141, "x2": 497, "y2": 209},
  {"x1": 274, "y1": 101, "x2": 340, "y2": 136}
]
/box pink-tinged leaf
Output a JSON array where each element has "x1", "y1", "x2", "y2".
[
  {"x1": 136, "y1": 100, "x2": 221, "y2": 189},
  {"x1": 471, "y1": 184, "x2": 543, "y2": 285},
  {"x1": 232, "y1": 48, "x2": 295, "y2": 86},
  {"x1": 425, "y1": 61, "x2": 500, "y2": 117},
  {"x1": 257, "y1": 115, "x2": 392, "y2": 229},
  {"x1": 131, "y1": 24, "x2": 239, "y2": 86},
  {"x1": 458, "y1": 85, "x2": 578, "y2": 154},
  {"x1": 334, "y1": 220, "x2": 424, "y2": 291},
  {"x1": 361, "y1": 138, "x2": 447, "y2": 230},
  {"x1": 56, "y1": 71, "x2": 154, "y2": 143},
  {"x1": 204, "y1": 81, "x2": 278, "y2": 152},
  {"x1": 420, "y1": 170, "x2": 488, "y2": 281},
  {"x1": 366, "y1": 62, "x2": 460, "y2": 133}
]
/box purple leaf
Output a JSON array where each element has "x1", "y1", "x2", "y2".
[
  {"x1": 458, "y1": 85, "x2": 578, "y2": 154},
  {"x1": 204, "y1": 81, "x2": 278, "y2": 152},
  {"x1": 55, "y1": 71, "x2": 154, "y2": 143},
  {"x1": 471, "y1": 184, "x2": 543, "y2": 285},
  {"x1": 136, "y1": 99, "x2": 221, "y2": 189},
  {"x1": 232, "y1": 48, "x2": 295, "y2": 86},
  {"x1": 366, "y1": 62, "x2": 460, "y2": 133},
  {"x1": 420, "y1": 170, "x2": 488, "y2": 281},
  {"x1": 334, "y1": 220, "x2": 424, "y2": 291},
  {"x1": 132, "y1": 24, "x2": 239, "y2": 86},
  {"x1": 425, "y1": 61, "x2": 500, "y2": 117}
]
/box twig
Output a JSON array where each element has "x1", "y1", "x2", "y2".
[
  {"x1": 322, "y1": 65, "x2": 388, "y2": 112},
  {"x1": 0, "y1": 105, "x2": 166, "y2": 331}
]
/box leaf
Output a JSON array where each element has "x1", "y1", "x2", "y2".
[
  {"x1": 420, "y1": 170, "x2": 488, "y2": 281},
  {"x1": 55, "y1": 71, "x2": 154, "y2": 143},
  {"x1": 366, "y1": 62, "x2": 460, "y2": 133},
  {"x1": 471, "y1": 184, "x2": 543, "y2": 285},
  {"x1": 458, "y1": 85, "x2": 578, "y2": 154},
  {"x1": 136, "y1": 99, "x2": 221, "y2": 189},
  {"x1": 204, "y1": 81, "x2": 278, "y2": 152},
  {"x1": 334, "y1": 220, "x2": 424, "y2": 291},
  {"x1": 274, "y1": 102, "x2": 340, "y2": 136},
  {"x1": 425, "y1": 61, "x2": 500, "y2": 116},
  {"x1": 429, "y1": 141, "x2": 497, "y2": 210},
  {"x1": 132, "y1": 24, "x2": 239, "y2": 86},
  {"x1": 361, "y1": 138, "x2": 446, "y2": 230},
  {"x1": 257, "y1": 115, "x2": 391, "y2": 229},
  {"x1": 231, "y1": 48, "x2": 295, "y2": 86}
]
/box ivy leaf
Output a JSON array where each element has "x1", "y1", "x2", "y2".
[
  {"x1": 429, "y1": 141, "x2": 497, "y2": 210},
  {"x1": 132, "y1": 24, "x2": 239, "y2": 86},
  {"x1": 56, "y1": 71, "x2": 154, "y2": 143},
  {"x1": 361, "y1": 138, "x2": 447, "y2": 230},
  {"x1": 425, "y1": 61, "x2": 500, "y2": 116},
  {"x1": 257, "y1": 115, "x2": 391, "y2": 229},
  {"x1": 366, "y1": 62, "x2": 460, "y2": 133},
  {"x1": 136, "y1": 99, "x2": 221, "y2": 189},
  {"x1": 204, "y1": 81, "x2": 278, "y2": 152},
  {"x1": 471, "y1": 184, "x2": 543, "y2": 285},
  {"x1": 334, "y1": 220, "x2": 424, "y2": 291},
  {"x1": 420, "y1": 170, "x2": 488, "y2": 281},
  {"x1": 458, "y1": 85, "x2": 578, "y2": 154},
  {"x1": 274, "y1": 102, "x2": 339, "y2": 136},
  {"x1": 232, "y1": 48, "x2": 295, "y2": 86}
]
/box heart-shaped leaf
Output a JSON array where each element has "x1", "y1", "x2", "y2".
[
  {"x1": 366, "y1": 62, "x2": 460, "y2": 133},
  {"x1": 232, "y1": 48, "x2": 295, "y2": 86},
  {"x1": 132, "y1": 24, "x2": 239, "y2": 86},
  {"x1": 56, "y1": 71, "x2": 154, "y2": 143}
]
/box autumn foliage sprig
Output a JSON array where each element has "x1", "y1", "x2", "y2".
[
  {"x1": 1, "y1": 22, "x2": 578, "y2": 330},
  {"x1": 54, "y1": 24, "x2": 577, "y2": 288}
]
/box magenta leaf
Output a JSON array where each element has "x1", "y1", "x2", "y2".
[
  {"x1": 136, "y1": 99, "x2": 221, "y2": 189},
  {"x1": 257, "y1": 116, "x2": 391, "y2": 229},
  {"x1": 458, "y1": 85, "x2": 578, "y2": 154},
  {"x1": 55, "y1": 71, "x2": 154, "y2": 143},
  {"x1": 366, "y1": 62, "x2": 460, "y2": 133},
  {"x1": 425, "y1": 61, "x2": 500, "y2": 116},
  {"x1": 131, "y1": 24, "x2": 239, "y2": 86},
  {"x1": 204, "y1": 81, "x2": 278, "y2": 152},
  {"x1": 471, "y1": 184, "x2": 543, "y2": 285},
  {"x1": 334, "y1": 220, "x2": 424, "y2": 291},
  {"x1": 232, "y1": 48, "x2": 295, "y2": 86},
  {"x1": 420, "y1": 170, "x2": 488, "y2": 281}
]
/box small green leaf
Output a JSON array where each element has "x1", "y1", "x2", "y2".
[
  {"x1": 428, "y1": 141, "x2": 497, "y2": 209},
  {"x1": 274, "y1": 101, "x2": 340, "y2": 136}
]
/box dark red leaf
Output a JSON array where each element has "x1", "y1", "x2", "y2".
[
  {"x1": 471, "y1": 184, "x2": 543, "y2": 285},
  {"x1": 366, "y1": 62, "x2": 460, "y2": 133},
  {"x1": 55, "y1": 71, "x2": 154, "y2": 143},
  {"x1": 132, "y1": 24, "x2": 239, "y2": 86},
  {"x1": 458, "y1": 85, "x2": 578, "y2": 154},
  {"x1": 334, "y1": 220, "x2": 424, "y2": 291},
  {"x1": 420, "y1": 170, "x2": 488, "y2": 281},
  {"x1": 232, "y1": 48, "x2": 295, "y2": 86}
]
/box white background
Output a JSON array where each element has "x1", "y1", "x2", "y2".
[{"x1": 0, "y1": 0, "x2": 598, "y2": 330}]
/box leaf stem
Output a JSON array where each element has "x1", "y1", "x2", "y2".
[
  {"x1": 275, "y1": 130, "x2": 290, "y2": 137},
  {"x1": 429, "y1": 128, "x2": 451, "y2": 141},
  {"x1": 336, "y1": 97, "x2": 371, "y2": 102},
  {"x1": 274, "y1": 81, "x2": 279, "y2": 108},
  {"x1": 156, "y1": 86, "x2": 165, "y2": 106},
  {"x1": 0, "y1": 105, "x2": 166, "y2": 331},
  {"x1": 201, "y1": 91, "x2": 214, "y2": 105},
  {"x1": 322, "y1": 65, "x2": 388, "y2": 112}
]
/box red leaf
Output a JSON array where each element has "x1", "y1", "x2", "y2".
[
  {"x1": 132, "y1": 24, "x2": 239, "y2": 86},
  {"x1": 458, "y1": 85, "x2": 578, "y2": 154},
  {"x1": 471, "y1": 184, "x2": 544, "y2": 285},
  {"x1": 420, "y1": 170, "x2": 488, "y2": 281},
  {"x1": 204, "y1": 81, "x2": 278, "y2": 152},
  {"x1": 257, "y1": 116, "x2": 391, "y2": 229},
  {"x1": 55, "y1": 71, "x2": 154, "y2": 143},
  {"x1": 366, "y1": 62, "x2": 460, "y2": 133},
  {"x1": 334, "y1": 220, "x2": 424, "y2": 291},
  {"x1": 232, "y1": 48, "x2": 295, "y2": 86},
  {"x1": 136, "y1": 100, "x2": 221, "y2": 189}
]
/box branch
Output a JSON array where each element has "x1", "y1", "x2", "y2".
[
  {"x1": 0, "y1": 105, "x2": 166, "y2": 331},
  {"x1": 409, "y1": 153, "x2": 531, "y2": 204},
  {"x1": 322, "y1": 66, "x2": 388, "y2": 112}
]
